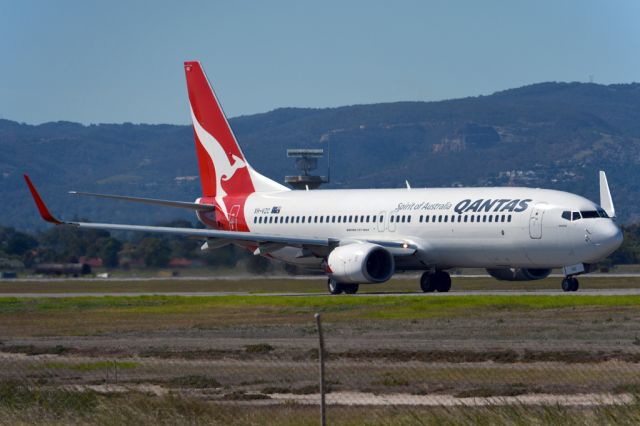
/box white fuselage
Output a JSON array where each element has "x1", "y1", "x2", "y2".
[{"x1": 235, "y1": 187, "x2": 622, "y2": 272}]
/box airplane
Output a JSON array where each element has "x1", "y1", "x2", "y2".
[{"x1": 24, "y1": 61, "x2": 623, "y2": 294}]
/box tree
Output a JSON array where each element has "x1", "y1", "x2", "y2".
[
  {"x1": 136, "y1": 237, "x2": 172, "y2": 268},
  {"x1": 99, "y1": 238, "x2": 123, "y2": 268}
]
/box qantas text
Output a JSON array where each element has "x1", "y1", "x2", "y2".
[{"x1": 454, "y1": 198, "x2": 532, "y2": 214}]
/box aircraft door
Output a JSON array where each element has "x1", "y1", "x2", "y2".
[
  {"x1": 229, "y1": 204, "x2": 240, "y2": 231},
  {"x1": 529, "y1": 202, "x2": 546, "y2": 239},
  {"x1": 377, "y1": 211, "x2": 385, "y2": 232},
  {"x1": 387, "y1": 212, "x2": 396, "y2": 232}
]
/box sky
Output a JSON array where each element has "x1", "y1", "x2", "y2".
[{"x1": 1, "y1": 0, "x2": 639, "y2": 125}]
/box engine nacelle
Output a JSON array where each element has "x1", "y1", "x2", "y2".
[
  {"x1": 327, "y1": 243, "x2": 395, "y2": 284},
  {"x1": 487, "y1": 267, "x2": 552, "y2": 281}
]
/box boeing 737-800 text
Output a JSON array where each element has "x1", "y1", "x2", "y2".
[{"x1": 25, "y1": 61, "x2": 623, "y2": 294}]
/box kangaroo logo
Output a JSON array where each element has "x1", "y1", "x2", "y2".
[{"x1": 191, "y1": 110, "x2": 247, "y2": 219}]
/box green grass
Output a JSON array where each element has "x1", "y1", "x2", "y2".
[
  {"x1": 1, "y1": 292, "x2": 639, "y2": 337},
  {"x1": 3, "y1": 275, "x2": 640, "y2": 295},
  {"x1": 2, "y1": 294, "x2": 640, "y2": 318}
]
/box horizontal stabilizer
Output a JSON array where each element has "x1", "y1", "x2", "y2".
[{"x1": 69, "y1": 191, "x2": 215, "y2": 211}]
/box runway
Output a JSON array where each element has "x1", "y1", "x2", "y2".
[{"x1": 2, "y1": 288, "x2": 640, "y2": 298}]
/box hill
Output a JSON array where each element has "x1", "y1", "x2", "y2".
[{"x1": 2, "y1": 81, "x2": 640, "y2": 230}]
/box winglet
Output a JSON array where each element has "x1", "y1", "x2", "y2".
[
  {"x1": 23, "y1": 175, "x2": 63, "y2": 224},
  {"x1": 599, "y1": 171, "x2": 615, "y2": 218}
]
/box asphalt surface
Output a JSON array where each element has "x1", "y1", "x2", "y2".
[{"x1": 2, "y1": 288, "x2": 640, "y2": 298}]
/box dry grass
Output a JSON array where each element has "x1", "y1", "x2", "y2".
[{"x1": 1, "y1": 384, "x2": 640, "y2": 425}]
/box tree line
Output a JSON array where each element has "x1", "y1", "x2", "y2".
[{"x1": 0, "y1": 220, "x2": 272, "y2": 273}]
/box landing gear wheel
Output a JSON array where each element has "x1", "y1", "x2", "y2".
[
  {"x1": 570, "y1": 277, "x2": 579, "y2": 292},
  {"x1": 435, "y1": 271, "x2": 452, "y2": 293},
  {"x1": 562, "y1": 277, "x2": 579, "y2": 292},
  {"x1": 420, "y1": 272, "x2": 437, "y2": 293},
  {"x1": 343, "y1": 284, "x2": 359, "y2": 295},
  {"x1": 328, "y1": 279, "x2": 344, "y2": 295}
]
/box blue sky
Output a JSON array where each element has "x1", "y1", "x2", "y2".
[{"x1": 1, "y1": 0, "x2": 639, "y2": 124}]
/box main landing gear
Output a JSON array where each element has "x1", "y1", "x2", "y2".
[
  {"x1": 561, "y1": 276, "x2": 580, "y2": 292},
  {"x1": 420, "y1": 270, "x2": 451, "y2": 293},
  {"x1": 327, "y1": 278, "x2": 359, "y2": 295}
]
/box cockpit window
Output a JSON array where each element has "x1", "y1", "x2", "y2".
[
  {"x1": 572, "y1": 212, "x2": 581, "y2": 221},
  {"x1": 596, "y1": 208, "x2": 609, "y2": 218},
  {"x1": 561, "y1": 211, "x2": 571, "y2": 221},
  {"x1": 580, "y1": 210, "x2": 600, "y2": 219}
]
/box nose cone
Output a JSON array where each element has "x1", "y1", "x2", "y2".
[{"x1": 595, "y1": 221, "x2": 623, "y2": 257}]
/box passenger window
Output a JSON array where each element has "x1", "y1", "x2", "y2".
[
  {"x1": 444, "y1": 216, "x2": 448, "y2": 223},
  {"x1": 483, "y1": 216, "x2": 487, "y2": 223},
  {"x1": 401, "y1": 216, "x2": 405, "y2": 223},
  {"x1": 354, "y1": 216, "x2": 359, "y2": 223},
  {"x1": 438, "y1": 215, "x2": 442, "y2": 222},
  {"x1": 360, "y1": 215, "x2": 364, "y2": 222},
  {"x1": 326, "y1": 216, "x2": 330, "y2": 223},
  {"x1": 501, "y1": 215, "x2": 505, "y2": 222},
  {"x1": 419, "y1": 215, "x2": 423, "y2": 223},
  {"x1": 332, "y1": 216, "x2": 336, "y2": 223},
  {"x1": 432, "y1": 215, "x2": 436, "y2": 222},
  {"x1": 464, "y1": 216, "x2": 468, "y2": 223},
  {"x1": 301, "y1": 216, "x2": 305, "y2": 223},
  {"x1": 572, "y1": 212, "x2": 581, "y2": 221},
  {"x1": 366, "y1": 215, "x2": 370, "y2": 223},
  {"x1": 408, "y1": 215, "x2": 411, "y2": 223},
  {"x1": 508, "y1": 215, "x2": 512, "y2": 222},
  {"x1": 390, "y1": 215, "x2": 394, "y2": 223},
  {"x1": 458, "y1": 216, "x2": 462, "y2": 223},
  {"x1": 372, "y1": 215, "x2": 376, "y2": 223},
  {"x1": 470, "y1": 215, "x2": 474, "y2": 223},
  {"x1": 488, "y1": 216, "x2": 492, "y2": 223},
  {"x1": 347, "y1": 215, "x2": 352, "y2": 222},
  {"x1": 280, "y1": 217, "x2": 284, "y2": 223},
  {"x1": 337, "y1": 216, "x2": 342, "y2": 223},
  {"x1": 561, "y1": 211, "x2": 571, "y2": 221},
  {"x1": 380, "y1": 215, "x2": 384, "y2": 222}
]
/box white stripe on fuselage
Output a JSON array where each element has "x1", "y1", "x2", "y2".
[{"x1": 237, "y1": 187, "x2": 615, "y2": 270}]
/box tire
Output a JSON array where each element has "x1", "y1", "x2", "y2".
[
  {"x1": 328, "y1": 278, "x2": 344, "y2": 295},
  {"x1": 570, "y1": 277, "x2": 579, "y2": 292},
  {"x1": 343, "y1": 284, "x2": 359, "y2": 295},
  {"x1": 561, "y1": 277, "x2": 572, "y2": 292},
  {"x1": 420, "y1": 272, "x2": 437, "y2": 293},
  {"x1": 435, "y1": 271, "x2": 452, "y2": 292}
]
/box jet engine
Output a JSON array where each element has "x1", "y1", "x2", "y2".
[
  {"x1": 327, "y1": 243, "x2": 395, "y2": 284},
  {"x1": 487, "y1": 268, "x2": 552, "y2": 281}
]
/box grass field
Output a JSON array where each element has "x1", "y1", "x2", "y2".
[
  {"x1": 2, "y1": 277, "x2": 640, "y2": 424},
  {"x1": 2, "y1": 274, "x2": 640, "y2": 294}
]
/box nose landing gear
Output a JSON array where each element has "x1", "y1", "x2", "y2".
[{"x1": 561, "y1": 276, "x2": 579, "y2": 292}]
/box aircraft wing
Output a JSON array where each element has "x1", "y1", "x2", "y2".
[
  {"x1": 25, "y1": 175, "x2": 418, "y2": 255},
  {"x1": 25, "y1": 175, "x2": 332, "y2": 248}
]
